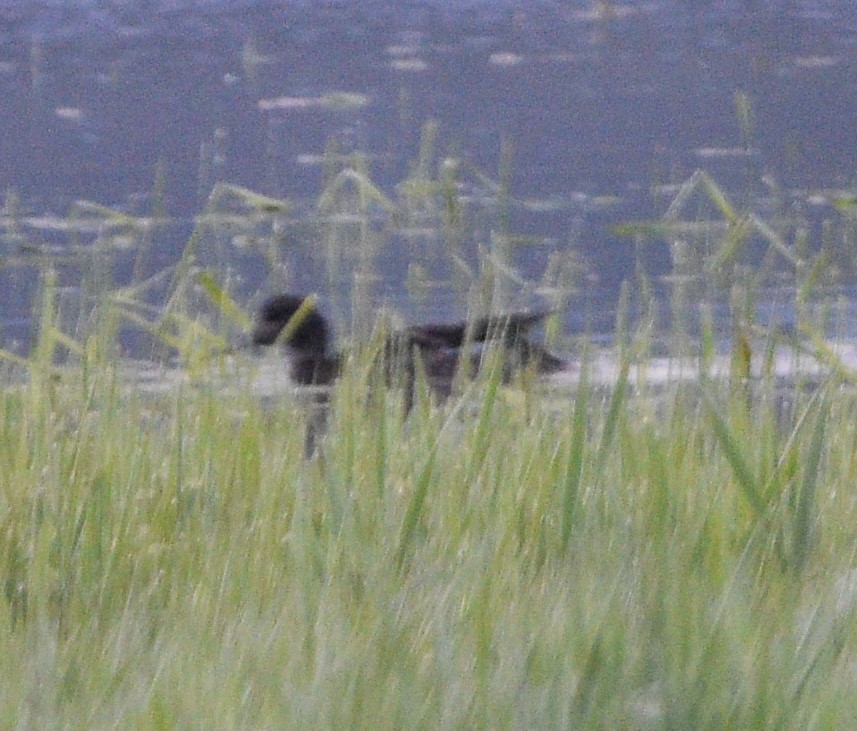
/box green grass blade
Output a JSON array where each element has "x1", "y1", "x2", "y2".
[
  {"x1": 594, "y1": 355, "x2": 629, "y2": 479},
  {"x1": 561, "y1": 368, "x2": 589, "y2": 550},
  {"x1": 792, "y1": 396, "x2": 828, "y2": 573},
  {"x1": 701, "y1": 384, "x2": 765, "y2": 515},
  {"x1": 197, "y1": 270, "x2": 250, "y2": 329},
  {"x1": 395, "y1": 450, "x2": 436, "y2": 572}
]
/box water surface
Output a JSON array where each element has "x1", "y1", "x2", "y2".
[{"x1": 1, "y1": 0, "x2": 856, "y2": 355}]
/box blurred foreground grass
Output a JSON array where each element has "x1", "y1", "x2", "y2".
[
  {"x1": 1, "y1": 336, "x2": 857, "y2": 728},
  {"x1": 4, "y1": 133, "x2": 857, "y2": 725}
]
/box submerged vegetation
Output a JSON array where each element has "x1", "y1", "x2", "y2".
[{"x1": 3, "y1": 125, "x2": 857, "y2": 725}]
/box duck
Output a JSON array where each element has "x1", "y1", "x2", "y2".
[{"x1": 251, "y1": 293, "x2": 565, "y2": 407}]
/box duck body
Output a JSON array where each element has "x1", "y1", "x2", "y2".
[{"x1": 252, "y1": 293, "x2": 565, "y2": 400}]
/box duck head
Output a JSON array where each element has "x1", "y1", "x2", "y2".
[{"x1": 252, "y1": 294, "x2": 331, "y2": 357}]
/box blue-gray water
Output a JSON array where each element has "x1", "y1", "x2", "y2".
[{"x1": 1, "y1": 0, "x2": 856, "y2": 353}]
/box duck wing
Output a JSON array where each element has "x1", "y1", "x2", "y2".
[{"x1": 406, "y1": 310, "x2": 552, "y2": 350}]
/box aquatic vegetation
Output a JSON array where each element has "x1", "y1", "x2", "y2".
[
  {"x1": 3, "y1": 139, "x2": 857, "y2": 724},
  {"x1": 0, "y1": 287, "x2": 856, "y2": 725}
]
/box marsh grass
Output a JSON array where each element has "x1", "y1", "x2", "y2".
[
  {"x1": 3, "y1": 305, "x2": 857, "y2": 728},
  {"x1": 5, "y1": 148, "x2": 857, "y2": 726}
]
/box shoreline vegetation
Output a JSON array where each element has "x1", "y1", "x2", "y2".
[
  {"x1": 3, "y1": 317, "x2": 857, "y2": 726},
  {"x1": 4, "y1": 130, "x2": 857, "y2": 724}
]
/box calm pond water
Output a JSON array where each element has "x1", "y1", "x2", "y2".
[{"x1": 1, "y1": 0, "x2": 857, "y2": 356}]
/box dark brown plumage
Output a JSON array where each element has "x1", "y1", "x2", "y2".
[
  {"x1": 252, "y1": 293, "x2": 565, "y2": 400},
  {"x1": 252, "y1": 293, "x2": 565, "y2": 455}
]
